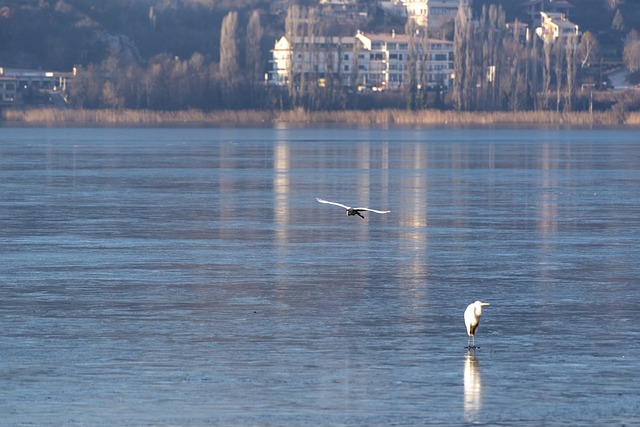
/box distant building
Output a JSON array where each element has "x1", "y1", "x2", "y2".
[
  {"x1": 268, "y1": 30, "x2": 454, "y2": 91},
  {"x1": 269, "y1": 35, "x2": 358, "y2": 88},
  {"x1": 522, "y1": 0, "x2": 573, "y2": 23},
  {"x1": 535, "y1": 11, "x2": 579, "y2": 43},
  {"x1": 379, "y1": 0, "x2": 407, "y2": 20},
  {"x1": 0, "y1": 66, "x2": 75, "y2": 106},
  {"x1": 318, "y1": 0, "x2": 368, "y2": 33},
  {"x1": 355, "y1": 31, "x2": 454, "y2": 90},
  {"x1": 402, "y1": 0, "x2": 460, "y2": 29},
  {"x1": 0, "y1": 76, "x2": 17, "y2": 105},
  {"x1": 506, "y1": 21, "x2": 530, "y2": 45},
  {"x1": 319, "y1": 0, "x2": 360, "y2": 14}
]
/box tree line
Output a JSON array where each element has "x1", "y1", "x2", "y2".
[
  {"x1": 63, "y1": 3, "x2": 640, "y2": 112},
  {"x1": 453, "y1": 2, "x2": 581, "y2": 112},
  {"x1": 69, "y1": 9, "x2": 272, "y2": 110}
]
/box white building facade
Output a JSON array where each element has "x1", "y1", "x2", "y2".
[
  {"x1": 269, "y1": 35, "x2": 358, "y2": 87},
  {"x1": 268, "y1": 31, "x2": 454, "y2": 91},
  {"x1": 402, "y1": 0, "x2": 460, "y2": 28},
  {"x1": 535, "y1": 12, "x2": 580, "y2": 43},
  {"x1": 355, "y1": 31, "x2": 454, "y2": 90}
]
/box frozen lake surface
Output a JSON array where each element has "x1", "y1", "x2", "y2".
[{"x1": 0, "y1": 126, "x2": 639, "y2": 426}]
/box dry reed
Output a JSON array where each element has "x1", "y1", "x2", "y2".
[{"x1": 1, "y1": 107, "x2": 637, "y2": 127}]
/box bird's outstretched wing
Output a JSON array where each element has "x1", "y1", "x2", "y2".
[
  {"x1": 354, "y1": 207, "x2": 390, "y2": 214},
  {"x1": 316, "y1": 198, "x2": 350, "y2": 209}
]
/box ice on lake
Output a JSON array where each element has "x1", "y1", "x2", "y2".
[{"x1": 0, "y1": 126, "x2": 639, "y2": 426}]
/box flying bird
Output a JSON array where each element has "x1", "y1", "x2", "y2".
[
  {"x1": 316, "y1": 197, "x2": 390, "y2": 219},
  {"x1": 464, "y1": 301, "x2": 490, "y2": 349}
]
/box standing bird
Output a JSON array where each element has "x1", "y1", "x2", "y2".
[
  {"x1": 316, "y1": 197, "x2": 390, "y2": 219},
  {"x1": 464, "y1": 301, "x2": 490, "y2": 349}
]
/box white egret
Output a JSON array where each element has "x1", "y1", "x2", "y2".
[
  {"x1": 316, "y1": 197, "x2": 390, "y2": 219},
  {"x1": 464, "y1": 301, "x2": 490, "y2": 349}
]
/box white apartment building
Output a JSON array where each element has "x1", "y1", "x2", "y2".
[
  {"x1": 269, "y1": 35, "x2": 358, "y2": 87},
  {"x1": 268, "y1": 31, "x2": 454, "y2": 91},
  {"x1": 355, "y1": 31, "x2": 453, "y2": 90},
  {"x1": 535, "y1": 12, "x2": 580, "y2": 43},
  {"x1": 402, "y1": 0, "x2": 460, "y2": 28}
]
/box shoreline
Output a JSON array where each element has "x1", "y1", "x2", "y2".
[{"x1": 2, "y1": 107, "x2": 639, "y2": 128}]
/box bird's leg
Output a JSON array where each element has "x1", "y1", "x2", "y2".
[{"x1": 356, "y1": 211, "x2": 365, "y2": 219}]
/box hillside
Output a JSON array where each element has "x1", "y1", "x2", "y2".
[
  {"x1": 1, "y1": 0, "x2": 638, "y2": 71},
  {"x1": 0, "y1": 0, "x2": 275, "y2": 70},
  {"x1": 472, "y1": 0, "x2": 640, "y2": 59}
]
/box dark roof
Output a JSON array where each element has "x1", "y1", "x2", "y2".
[{"x1": 520, "y1": 0, "x2": 574, "y2": 8}]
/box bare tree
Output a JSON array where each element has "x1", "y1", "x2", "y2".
[
  {"x1": 606, "y1": 0, "x2": 625, "y2": 10},
  {"x1": 542, "y1": 40, "x2": 552, "y2": 109},
  {"x1": 623, "y1": 30, "x2": 640, "y2": 73},
  {"x1": 530, "y1": 29, "x2": 540, "y2": 110},
  {"x1": 554, "y1": 38, "x2": 565, "y2": 112},
  {"x1": 578, "y1": 32, "x2": 599, "y2": 68},
  {"x1": 285, "y1": 4, "x2": 303, "y2": 106},
  {"x1": 482, "y1": 5, "x2": 504, "y2": 110},
  {"x1": 246, "y1": 10, "x2": 264, "y2": 86},
  {"x1": 220, "y1": 11, "x2": 239, "y2": 89},
  {"x1": 453, "y1": 0, "x2": 473, "y2": 110},
  {"x1": 406, "y1": 22, "x2": 419, "y2": 110},
  {"x1": 565, "y1": 33, "x2": 578, "y2": 111},
  {"x1": 102, "y1": 81, "x2": 124, "y2": 109},
  {"x1": 611, "y1": 8, "x2": 625, "y2": 32}
]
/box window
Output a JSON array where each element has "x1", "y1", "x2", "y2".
[
  {"x1": 344, "y1": 54, "x2": 350, "y2": 60},
  {"x1": 389, "y1": 53, "x2": 398, "y2": 60},
  {"x1": 344, "y1": 65, "x2": 350, "y2": 71}
]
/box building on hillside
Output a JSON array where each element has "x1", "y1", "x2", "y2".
[
  {"x1": 0, "y1": 76, "x2": 17, "y2": 105},
  {"x1": 319, "y1": 0, "x2": 360, "y2": 15},
  {"x1": 268, "y1": 30, "x2": 454, "y2": 92},
  {"x1": 535, "y1": 11, "x2": 579, "y2": 43},
  {"x1": 522, "y1": 0, "x2": 573, "y2": 23},
  {"x1": 379, "y1": 0, "x2": 407, "y2": 20},
  {"x1": 402, "y1": 0, "x2": 460, "y2": 29},
  {"x1": 355, "y1": 31, "x2": 454, "y2": 90},
  {"x1": 506, "y1": 20, "x2": 530, "y2": 45},
  {"x1": 319, "y1": 0, "x2": 368, "y2": 33},
  {"x1": 0, "y1": 67, "x2": 75, "y2": 106},
  {"x1": 269, "y1": 35, "x2": 358, "y2": 88}
]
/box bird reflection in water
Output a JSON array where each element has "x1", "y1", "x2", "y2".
[{"x1": 464, "y1": 351, "x2": 482, "y2": 423}]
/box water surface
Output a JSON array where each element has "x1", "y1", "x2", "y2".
[{"x1": 0, "y1": 127, "x2": 639, "y2": 426}]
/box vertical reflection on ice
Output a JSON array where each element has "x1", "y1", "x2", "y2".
[
  {"x1": 464, "y1": 352, "x2": 482, "y2": 423},
  {"x1": 356, "y1": 141, "x2": 371, "y2": 240},
  {"x1": 399, "y1": 143, "x2": 429, "y2": 310},
  {"x1": 274, "y1": 138, "x2": 290, "y2": 245},
  {"x1": 537, "y1": 143, "x2": 559, "y2": 235},
  {"x1": 273, "y1": 138, "x2": 291, "y2": 293}
]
